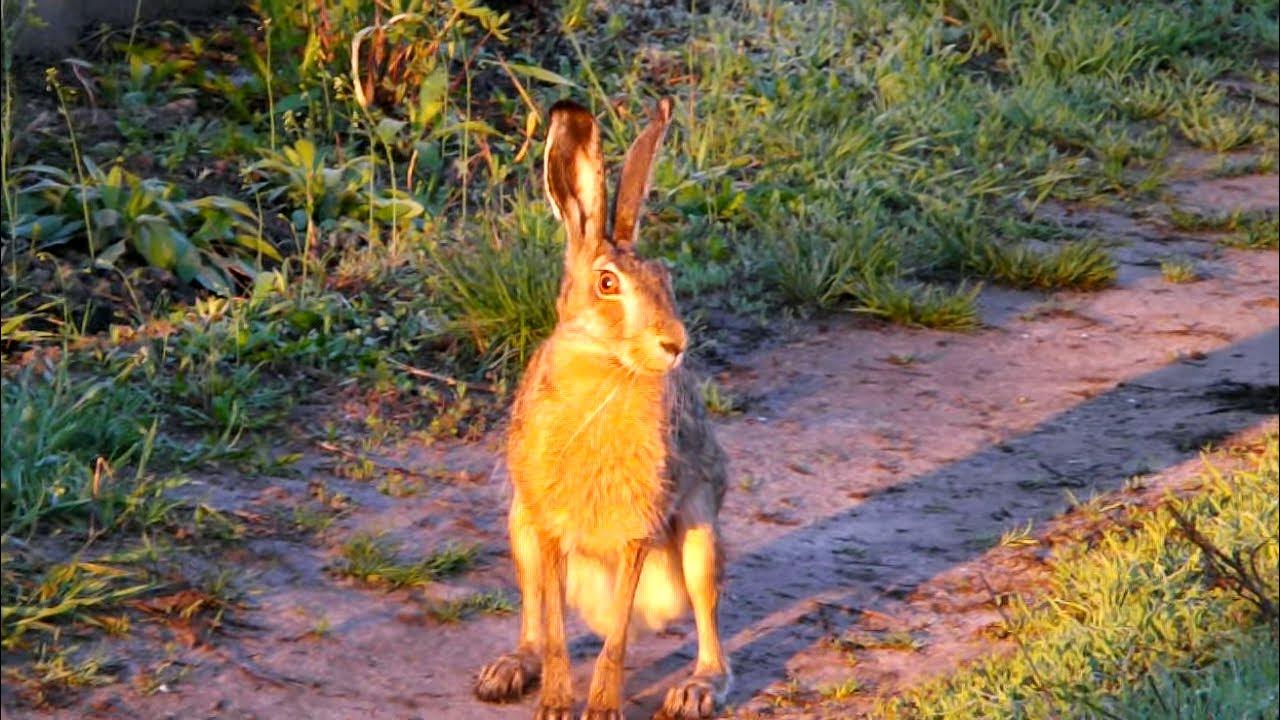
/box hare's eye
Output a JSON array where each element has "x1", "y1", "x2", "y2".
[{"x1": 597, "y1": 270, "x2": 621, "y2": 296}]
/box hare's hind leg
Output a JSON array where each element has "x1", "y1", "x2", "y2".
[
  {"x1": 655, "y1": 523, "x2": 731, "y2": 720},
  {"x1": 475, "y1": 500, "x2": 543, "y2": 702}
]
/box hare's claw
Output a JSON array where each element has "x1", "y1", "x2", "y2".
[
  {"x1": 475, "y1": 651, "x2": 539, "y2": 703},
  {"x1": 653, "y1": 674, "x2": 726, "y2": 719},
  {"x1": 535, "y1": 704, "x2": 574, "y2": 720}
]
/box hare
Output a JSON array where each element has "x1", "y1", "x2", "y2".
[{"x1": 474, "y1": 97, "x2": 731, "y2": 720}]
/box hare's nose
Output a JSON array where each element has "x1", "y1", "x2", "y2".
[{"x1": 656, "y1": 320, "x2": 687, "y2": 362}]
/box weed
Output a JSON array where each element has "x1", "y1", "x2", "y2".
[
  {"x1": 1223, "y1": 215, "x2": 1280, "y2": 250},
  {"x1": 289, "y1": 506, "x2": 337, "y2": 534},
  {"x1": 991, "y1": 241, "x2": 1117, "y2": 291},
  {"x1": 424, "y1": 591, "x2": 515, "y2": 623},
  {"x1": 936, "y1": 226, "x2": 1118, "y2": 291},
  {"x1": 832, "y1": 629, "x2": 924, "y2": 654},
  {"x1": 761, "y1": 195, "x2": 895, "y2": 311},
  {"x1": 2, "y1": 556, "x2": 155, "y2": 648},
  {"x1": 10, "y1": 160, "x2": 278, "y2": 295},
  {"x1": 1168, "y1": 206, "x2": 1242, "y2": 232},
  {"x1": 246, "y1": 138, "x2": 422, "y2": 251},
  {"x1": 1109, "y1": 626, "x2": 1278, "y2": 719},
  {"x1": 134, "y1": 658, "x2": 192, "y2": 696},
  {"x1": 698, "y1": 378, "x2": 739, "y2": 417},
  {"x1": 820, "y1": 677, "x2": 861, "y2": 701},
  {"x1": 1175, "y1": 92, "x2": 1270, "y2": 152},
  {"x1": 1210, "y1": 153, "x2": 1279, "y2": 178},
  {"x1": 767, "y1": 675, "x2": 805, "y2": 708},
  {"x1": 0, "y1": 645, "x2": 117, "y2": 706},
  {"x1": 332, "y1": 533, "x2": 476, "y2": 590},
  {"x1": 999, "y1": 521, "x2": 1038, "y2": 548},
  {"x1": 1160, "y1": 257, "x2": 1199, "y2": 283},
  {"x1": 1168, "y1": 208, "x2": 1279, "y2": 250}
]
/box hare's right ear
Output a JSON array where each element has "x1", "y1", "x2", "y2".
[{"x1": 545, "y1": 100, "x2": 608, "y2": 268}]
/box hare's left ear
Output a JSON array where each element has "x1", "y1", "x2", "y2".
[{"x1": 611, "y1": 97, "x2": 673, "y2": 250}]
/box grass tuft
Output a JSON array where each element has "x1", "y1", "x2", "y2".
[
  {"x1": 427, "y1": 227, "x2": 560, "y2": 380},
  {"x1": 854, "y1": 280, "x2": 982, "y2": 331},
  {"x1": 984, "y1": 241, "x2": 1118, "y2": 291},
  {"x1": 1224, "y1": 215, "x2": 1280, "y2": 250},
  {"x1": 1160, "y1": 257, "x2": 1199, "y2": 283},
  {"x1": 820, "y1": 677, "x2": 862, "y2": 701},
  {"x1": 424, "y1": 591, "x2": 515, "y2": 623},
  {"x1": 1, "y1": 364, "x2": 154, "y2": 536},
  {"x1": 699, "y1": 378, "x2": 740, "y2": 417},
  {"x1": 1168, "y1": 208, "x2": 1279, "y2": 250},
  {"x1": 332, "y1": 533, "x2": 477, "y2": 590}
]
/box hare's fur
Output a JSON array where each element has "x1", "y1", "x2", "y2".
[{"x1": 474, "y1": 99, "x2": 731, "y2": 719}]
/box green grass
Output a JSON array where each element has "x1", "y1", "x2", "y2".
[
  {"x1": 332, "y1": 533, "x2": 477, "y2": 590},
  {"x1": 1109, "y1": 625, "x2": 1278, "y2": 719},
  {"x1": 880, "y1": 436, "x2": 1279, "y2": 718},
  {"x1": 1, "y1": 363, "x2": 157, "y2": 536},
  {"x1": 1168, "y1": 208, "x2": 1280, "y2": 250}
]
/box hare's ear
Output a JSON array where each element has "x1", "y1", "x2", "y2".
[
  {"x1": 545, "y1": 100, "x2": 608, "y2": 266},
  {"x1": 611, "y1": 97, "x2": 673, "y2": 250}
]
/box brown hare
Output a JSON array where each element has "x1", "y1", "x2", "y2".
[{"x1": 474, "y1": 97, "x2": 731, "y2": 720}]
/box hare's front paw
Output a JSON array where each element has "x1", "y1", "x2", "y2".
[
  {"x1": 475, "y1": 651, "x2": 540, "y2": 702},
  {"x1": 580, "y1": 708, "x2": 624, "y2": 720},
  {"x1": 653, "y1": 673, "x2": 728, "y2": 719}
]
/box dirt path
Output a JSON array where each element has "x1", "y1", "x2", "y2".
[{"x1": 17, "y1": 171, "x2": 1279, "y2": 719}]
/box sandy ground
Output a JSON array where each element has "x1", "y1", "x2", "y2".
[{"x1": 7, "y1": 168, "x2": 1278, "y2": 719}]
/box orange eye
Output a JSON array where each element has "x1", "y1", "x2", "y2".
[{"x1": 597, "y1": 270, "x2": 621, "y2": 296}]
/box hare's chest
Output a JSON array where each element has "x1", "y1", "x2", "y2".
[{"x1": 508, "y1": 378, "x2": 674, "y2": 553}]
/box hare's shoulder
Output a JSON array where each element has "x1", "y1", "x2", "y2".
[{"x1": 667, "y1": 369, "x2": 729, "y2": 501}]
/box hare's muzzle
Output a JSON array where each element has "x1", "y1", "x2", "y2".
[{"x1": 656, "y1": 322, "x2": 687, "y2": 370}]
